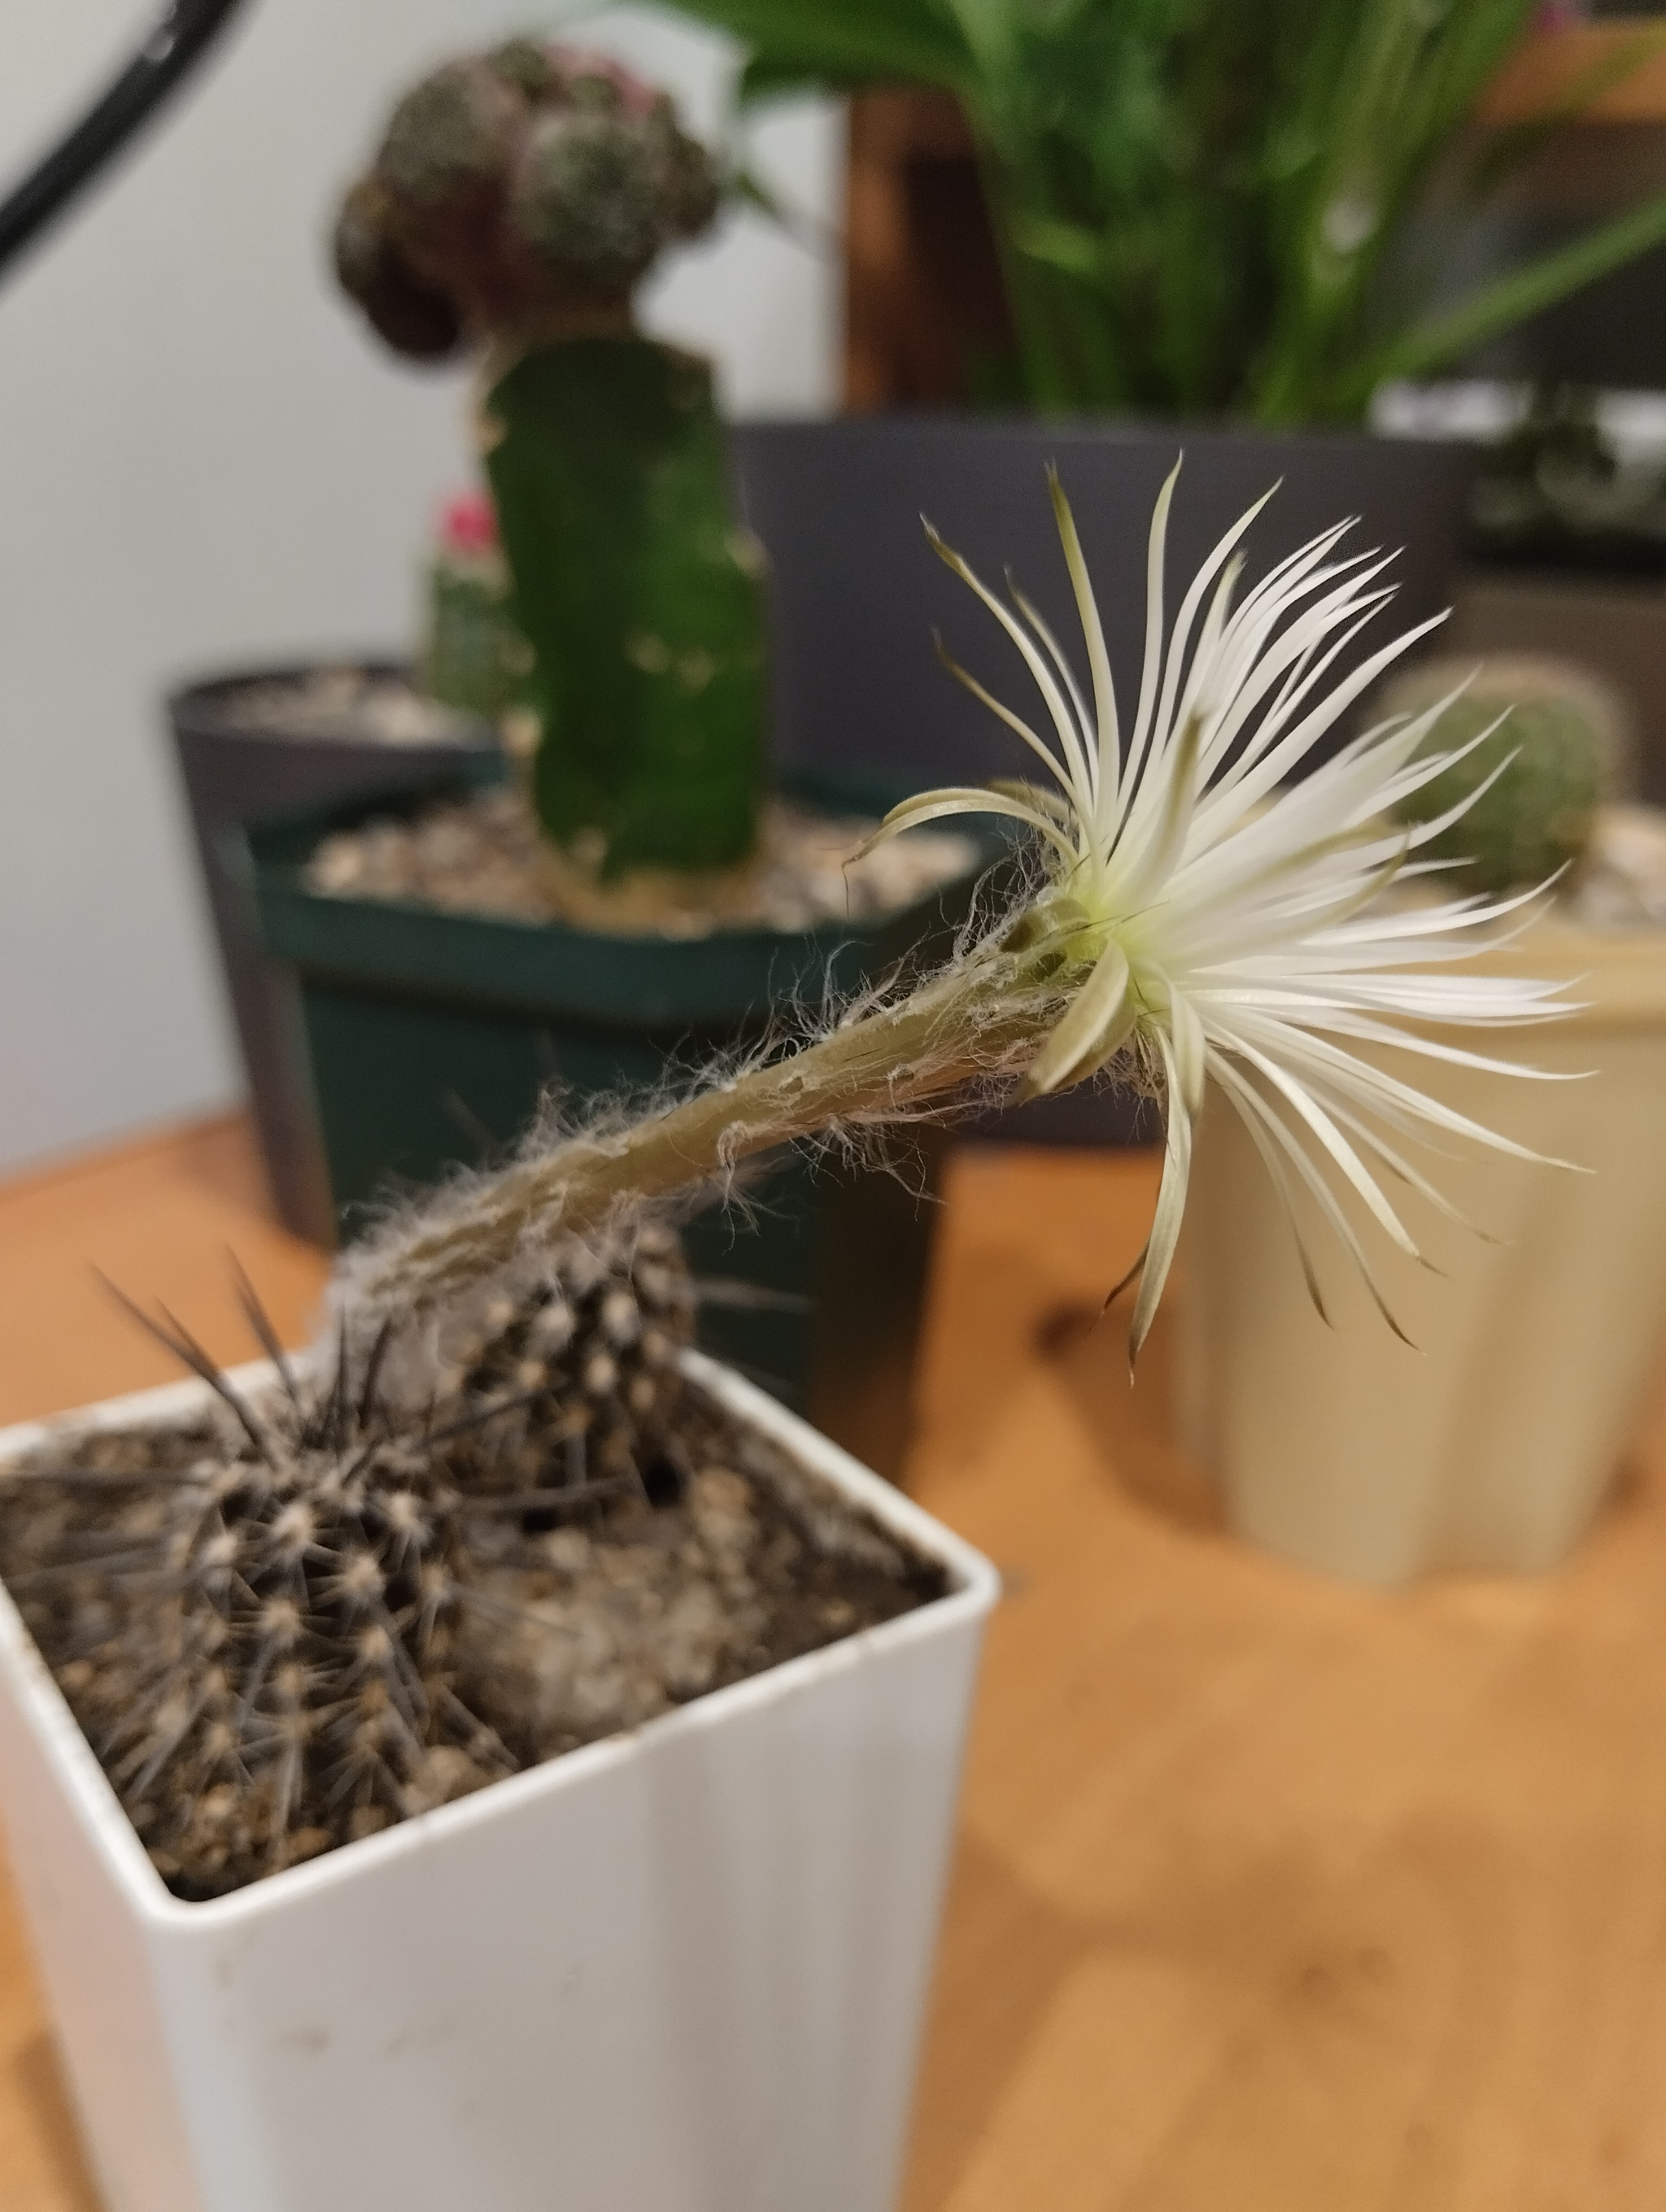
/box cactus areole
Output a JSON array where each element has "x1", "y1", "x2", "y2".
[{"x1": 334, "y1": 40, "x2": 766, "y2": 876}]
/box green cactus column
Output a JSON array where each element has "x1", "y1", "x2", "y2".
[{"x1": 485, "y1": 337, "x2": 766, "y2": 876}]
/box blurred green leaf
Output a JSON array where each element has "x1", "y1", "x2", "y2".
[
  {"x1": 661, "y1": 0, "x2": 1666, "y2": 423},
  {"x1": 656, "y1": 0, "x2": 976, "y2": 97},
  {"x1": 1355, "y1": 185, "x2": 1666, "y2": 400}
]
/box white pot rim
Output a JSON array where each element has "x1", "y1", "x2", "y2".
[{"x1": 0, "y1": 1349, "x2": 997, "y2": 1936}]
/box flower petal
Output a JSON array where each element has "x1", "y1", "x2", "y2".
[
  {"x1": 1202, "y1": 1054, "x2": 1336, "y2": 1325},
  {"x1": 1129, "y1": 1029, "x2": 1193, "y2": 1364},
  {"x1": 1227, "y1": 1035, "x2": 1422, "y2": 1258},
  {"x1": 927, "y1": 522, "x2": 1097, "y2": 817},
  {"x1": 1210, "y1": 1054, "x2": 1416, "y2": 1345},
  {"x1": 1047, "y1": 466, "x2": 1120, "y2": 817},
  {"x1": 861, "y1": 786, "x2": 1080, "y2": 869},
  {"x1": 931, "y1": 635, "x2": 1075, "y2": 799},
  {"x1": 1022, "y1": 937, "x2": 1132, "y2": 1099},
  {"x1": 1168, "y1": 986, "x2": 1207, "y2": 1117}
]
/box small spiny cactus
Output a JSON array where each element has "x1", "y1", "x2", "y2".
[
  {"x1": 422, "y1": 490, "x2": 531, "y2": 721},
  {"x1": 0, "y1": 1216, "x2": 698, "y2": 1896},
  {"x1": 1384, "y1": 654, "x2": 1630, "y2": 895}
]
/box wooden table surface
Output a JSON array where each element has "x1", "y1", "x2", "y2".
[{"x1": 3, "y1": 1118, "x2": 1666, "y2": 2210}]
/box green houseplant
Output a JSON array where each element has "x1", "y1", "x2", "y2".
[{"x1": 662, "y1": 0, "x2": 1666, "y2": 422}]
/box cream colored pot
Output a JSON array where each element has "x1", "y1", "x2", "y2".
[{"x1": 1175, "y1": 895, "x2": 1666, "y2": 1586}]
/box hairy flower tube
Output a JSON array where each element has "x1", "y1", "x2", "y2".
[{"x1": 344, "y1": 467, "x2": 1573, "y2": 1361}]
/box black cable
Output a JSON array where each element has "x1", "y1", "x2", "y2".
[{"x1": 0, "y1": 0, "x2": 255, "y2": 283}]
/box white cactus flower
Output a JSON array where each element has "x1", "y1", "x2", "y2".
[
  {"x1": 351, "y1": 467, "x2": 1577, "y2": 1354},
  {"x1": 870, "y1": 463, "x2": 1577, "y2": 1357}
]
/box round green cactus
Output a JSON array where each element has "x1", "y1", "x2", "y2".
[{"x1": 1382, "y1": 655, "x2": 1630, "y2": 895}]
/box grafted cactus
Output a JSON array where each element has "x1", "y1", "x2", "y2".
[{"x1": 335, "y1": 40, "x2": 765, "y2": 875}]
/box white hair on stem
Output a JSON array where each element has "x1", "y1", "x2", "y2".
[{"x1": 340, "y1": 461, "x2": 1577, "y2": 1366}]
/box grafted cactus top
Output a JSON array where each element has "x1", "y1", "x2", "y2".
[{"x1": 334, "y1": 38, "x2": 721, "y2": 359}]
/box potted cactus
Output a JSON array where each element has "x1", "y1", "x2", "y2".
[
  {"x1": 1176, "y1": 653, "x2": 1666, "y2": 1583},
  {"x1": 0, "y1": 472, "x2": 1573, "y2": 2210},
  {"x1": 0, "y1": 1267, "x2": 996, "y2": 2212},
  {"x1": 233, "y1": 37, "x2": 995, "y2": 1475}
]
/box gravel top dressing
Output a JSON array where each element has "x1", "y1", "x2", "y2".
[
  {"x1": 216, "y1": 667, "x2": 486, "y2": 747},
  {"x1": 306, "y1": 783, "x2": 980, "y2": 938}
]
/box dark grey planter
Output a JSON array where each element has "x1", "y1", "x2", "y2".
[
  {"x1": 734, "y1": 418, "x2": 1471, "y2": 787},
  {"x1": 168, "y1": 665, "x2": 496, "y2": 1243}
]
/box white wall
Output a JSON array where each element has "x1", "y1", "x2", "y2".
[{"x1": 0, "y1": 1, "x2": 842, "y2": 1176}]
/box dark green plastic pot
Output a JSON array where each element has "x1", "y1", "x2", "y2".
[{"x1": 239, "y1": 757, "x2": 1004, "y2": 1480}]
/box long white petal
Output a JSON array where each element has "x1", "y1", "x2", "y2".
[
  {"x1": 1169, "y1": 986, "x2": 1207, "y2": 1115},
  {"x1": 1210, "y1": 1055, "x2": 1416, "y2": 1343},
  {"x1": 1129, "y1": 1030, "x2": 1193, "y2": 1361},
  {"x1": 932, "y1": 634, "x2": 1075, "y2": 801},
  {"x1": 861, "y1": 787, "x2": 1080, "y2": 869},
  {"x1": 1145, "y1": 493, "x2": 1275, "y2": 780},
  {"x1": 1008, "y1": 577, "x2": 1097, "y2": 808},
  {"x1": 1203, "y1": 1051, "x2": 1337, "y2": 1324},
  {"x1": 1122, "y1": 459, "x2": 1182, "y2": 809},
  {"x1": 1047, "y1": 467, "x2": 1120, "y2": 816},
  {"x1": 1228, "y1": 1035, "x2": 1422, "y2": 1257},
  {"x1": 927, "y1": 523, "x2": 1097, "y2": 817},
  {"x1": 1023, "y1": 938, "x2": 1132, "y2": 1099}
]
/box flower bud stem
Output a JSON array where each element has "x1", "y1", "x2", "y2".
[{"x1": 355, "y1": 943, "x2": 1075, "y2": 1312}]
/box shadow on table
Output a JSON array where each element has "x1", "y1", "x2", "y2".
[{"x1": 1035, "y1": 1296, "x2": 1225, "y2": 1538}]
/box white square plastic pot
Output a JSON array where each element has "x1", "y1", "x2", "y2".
[
  {"x1": 0, "y1": 1352, "x2": 997, "y2": 2212},
  {"x1": 1175, "y1": 912, "x2": 1666, "y2": 1584}
]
